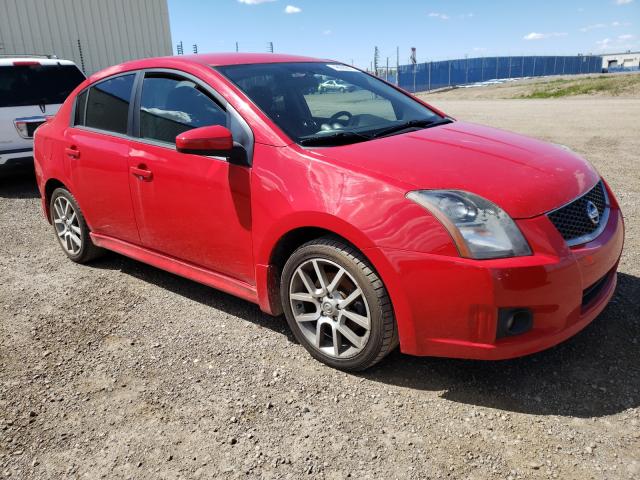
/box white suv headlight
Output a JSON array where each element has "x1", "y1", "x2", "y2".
[{"x1": 406, "y1": 190, "x2": 532, "y2": 259}]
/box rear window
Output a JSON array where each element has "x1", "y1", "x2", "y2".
[
  {"x1": 84, "y1": 74, "x2": 135, "y2": 135},
  {"x1": 0, "y1": 64, "x2": 85, "y2": 108}
]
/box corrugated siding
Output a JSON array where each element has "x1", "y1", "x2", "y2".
[{"x1": 0, "y1": 0, "x2": 172, "y2": 74}]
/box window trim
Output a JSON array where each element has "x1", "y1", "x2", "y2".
[
  {"x1": 69, "y1": 67, "x2": 255, "y2": 166},
  {"x1": 72, "y1": 89, "x2": 88, "y2": 127},
  {"x1": 70, "y1": 71, "x2": 138, "y2": 137}
]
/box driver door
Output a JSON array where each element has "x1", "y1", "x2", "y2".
[{"x1": 127, "y1": 71, "x2": 254, "y2": 283}]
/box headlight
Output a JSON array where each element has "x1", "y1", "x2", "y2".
[{"x1": 406, "y1": 190, "x2": 532, "y2": 259}]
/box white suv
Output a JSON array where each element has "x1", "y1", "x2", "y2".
[{"x1": 0, "y1": 56, "x2": 85, "y2": 168}]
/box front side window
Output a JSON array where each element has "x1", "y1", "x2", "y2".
[
  {"x1": 216, "y1": 62, "x2": 444, "y2": 146},
  {"x1": 139, "y1": 73, "x2": 227, "y2": 144},
  {"x1": 85, "y1": 74, "x2": 135, "y2": 134}
]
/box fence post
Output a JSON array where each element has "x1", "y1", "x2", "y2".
[
  {"x1": 413, "y1": 63, "x2": 416, "y2": 92},
  {"x1": 533, "y1": 56, "x2": 537, "y2": 76},
  {"x1": 521, "y1": 56, "x2": 525, "y2": 77},
  {"x1": 553, "y1": 56, "x2": 557, "y2": 75},
  {"x1": 507, "y1": 57, "x2": 511, "y2": 78},
  {"x1": 562, "y1": 56, "x2": 566, "y2": 74},
  {"x1": 465, "y1": 58, "x2": 469, "y2": 84},
  {"x1": 448, "y1": 60, "x2": 451, "y2": 86},
  {"x1": 428, "y1": 62, "x2": 431, "y2": 91}
]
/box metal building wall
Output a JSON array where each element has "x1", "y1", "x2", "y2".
[{"x1": 0, "y1": 0, "x2": 172, "y2": 74}]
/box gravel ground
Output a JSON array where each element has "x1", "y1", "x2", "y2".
[
  {"x1": 415, "y1": 72, "x2": 640, "y2": 100},
  {"x1": 1, "y1": 96, "x2": 639, "y2": 479}
]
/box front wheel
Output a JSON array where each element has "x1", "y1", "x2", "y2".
[
  {"x1": 280, "y1": 237, "x2": 397, "y2": 371},
  {"x1": 50, "y1": 188, "x2": 103, "y2": 263}
]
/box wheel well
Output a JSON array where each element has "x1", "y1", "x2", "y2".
[
  {"x1": 270, "y1": 227, "x2": 350, "y2": 275},
  {"x1": 266, "y1": 227, "x2": 358, "y2": 315},
  {"x1": 43, "y1": 179, "x2": 67, "y2": 221}
]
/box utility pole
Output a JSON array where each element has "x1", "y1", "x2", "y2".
[
  {"x1": 192, "y1": 44, "x2": 198, "y2": 54},
  {"x1": 77, "y1": 39, "x2": 85, "y2": 73},
  {"x1": 410, "y1": 47, "x2": 417, "y2": 92},
  {"x1": 176, "y1": 41, "x2": 183, "y2": 55},
  {"x1": 396, "y1": 46, "x2": 399, "y2": 86},
  {"x1": 374, "y1": 46, "x2": 380, "y2": 76}
]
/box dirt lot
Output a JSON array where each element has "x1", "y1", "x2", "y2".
[
  {"x1": 419, "y1": 72, "x2": 640, "y2": 100},
  {"x1": 1, "y1": 88, "x2": 639, "y2": 479}
]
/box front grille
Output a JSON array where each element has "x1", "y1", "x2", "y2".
[
  {"x1": 26, "y1": 121, "x2": 45, "y2": 138},
  {"x1": 547, "y1": 181, "x2": 608, "y2": 246}
]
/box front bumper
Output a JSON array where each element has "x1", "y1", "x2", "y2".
[{"x1": 367, "y1": 205, "x2": 624, "y2": 360}]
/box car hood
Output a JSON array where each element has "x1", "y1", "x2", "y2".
[{"x1": 310, "y1": 121, "x2": 600, "y2": 219}]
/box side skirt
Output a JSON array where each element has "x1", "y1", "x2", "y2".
[{"x1": 90, "y1": 233, "x2": 258, "y2": 304}]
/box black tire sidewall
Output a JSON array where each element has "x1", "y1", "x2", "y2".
[{"x1": 280, "y1": 242, "x2": 389, "y2": 371}]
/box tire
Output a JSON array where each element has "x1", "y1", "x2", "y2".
[
  {"x1": 280, "y1": 237, "x2": 397, "y2": 371},
  {"x1": 50, "y1": 187, "x2": 104, "y2": 264}
]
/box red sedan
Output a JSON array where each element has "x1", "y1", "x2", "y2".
[{"x1": 33, "y1": 53, "x2": 624, "y2": 370}]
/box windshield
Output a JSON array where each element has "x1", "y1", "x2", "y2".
[
  {"x1": 215, "y1": 62, "x2": 444, "y2": 146},
  {"x1": 0, "y1": 64, "x2": 85, "y2": 108}
]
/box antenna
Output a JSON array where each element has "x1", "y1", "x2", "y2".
[
  {"x1": 192, "y1": 44, "x2": 198, "y2": 54},
  {"x1": 176, "y1": 41, "x2": 183, "y2": 55},
  {"x1": 268, "y1": 42, "x2": 274, "y2": 53}
]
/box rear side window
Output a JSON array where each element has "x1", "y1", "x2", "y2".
[
  {"x1": 0, "y1": 64, "x2": 85, "y2": 108},
  {"x1": 139, "y1": 74, "x2": 226, "y2": 144},
  {"x1": 85, "y1": 74, "x2": 135, "y2": 135},
  {"x1": 74, "y1": 90, "x2": 88, "y2": 126}
]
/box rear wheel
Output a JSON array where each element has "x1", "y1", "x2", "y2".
[
  {"x1": 281, "y1": 237, "x2": 397, "y2": 371},
  {"x1": 50, "y1": 188, "x2": 103, "y2": 263}
]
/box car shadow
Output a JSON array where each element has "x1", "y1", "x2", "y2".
[
  {"x1": 90, "y1": 251, "x2": 639, "y2": 418},
  {"x1": 362, "y1": 272, "x2": 640, "y2": 418},
  {"x1": 89, "y1": 254, "x2": 296, "y2": 343},
  {"x1": 0, "y1": 168, "x2": 40, "y2": 199}
]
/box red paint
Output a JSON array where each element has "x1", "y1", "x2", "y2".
[
  {"x1": 34, "y1": 53, "x2": 624, "y2": 361},
  {"x1": 176, "y1": 125, "x2": 233, "y2": 154}
]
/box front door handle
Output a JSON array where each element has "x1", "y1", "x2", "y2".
[
  {"x1": 65, "y1": 146, "x2": 80, "y2": 159},
  {"x1": 130, "y1": 164, "x2": 153, "y2": 181}
]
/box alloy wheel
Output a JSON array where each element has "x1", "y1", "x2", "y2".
[
  {"x1": 289, "y1": 258, "x2": 371, "y2": 359},
  {"x1": 52, "y1": 196, "x2": 82, "y2": 255}
]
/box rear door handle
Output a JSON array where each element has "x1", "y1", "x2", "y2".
[
  {"x1": 130, "y1": 165, "x2": 153, "y2": 181},
  {"x1": 65, "y1": 146, "x2": 80, "y2": 159}
]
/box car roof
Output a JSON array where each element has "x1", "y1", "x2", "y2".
[
  {"x1": 0, "y1": 57, "x2": 79, "y2": 67},
  {"x1": 88, "y1": 52, "x2": 337, "y2": 84},
  {"x1": 184, "y1": 52, "x2": 331, "y2": 66},
  {"x1": 117, "y1": 53, "x2": 331, "y2": 70}
]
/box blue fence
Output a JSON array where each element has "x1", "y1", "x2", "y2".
[
  {"x1": 608, "y1": 65, "x2": 639, "y2": 73},
  {"x1": 398, "y1": 55, "x2": 603, "y2": 92}
]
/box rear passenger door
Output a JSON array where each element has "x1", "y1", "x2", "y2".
[
  {"x1": 65, "y1": 73, "x2": 140, "y2": 244},
  {"x1": 127, "y1": 71, "x2": 254, "y2": 283}
]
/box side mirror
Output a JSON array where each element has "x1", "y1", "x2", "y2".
[{"x1": 176, "y1": 125, "x2": 233, "y2": 156}]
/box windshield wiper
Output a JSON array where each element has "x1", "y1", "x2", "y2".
[
  {"x1": 371, "y1": 117, "x2": 453, "y2": 139},
  {"x1": 299, "y1": 130, "x2": 371, "y2": 147}
]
